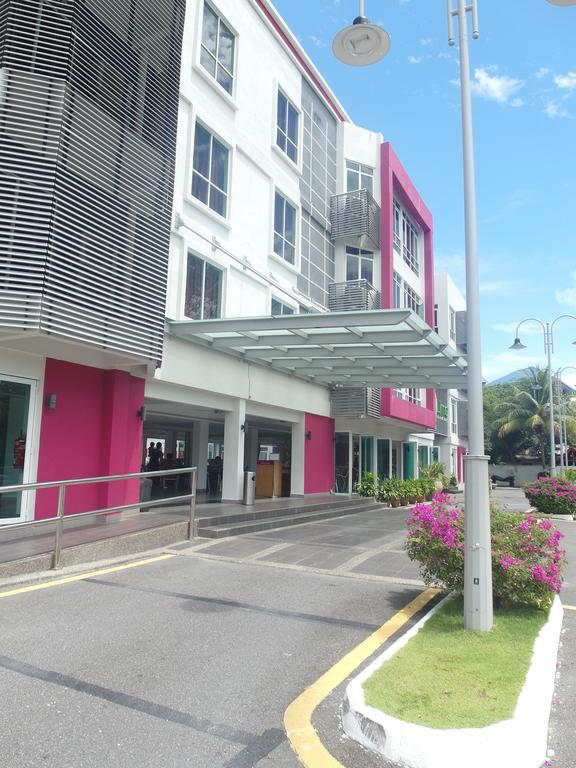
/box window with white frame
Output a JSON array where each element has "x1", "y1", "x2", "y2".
[
  {"x1": 403, "y1": 282, "x2": 423, "y2": 317},
  {"x1": 200, "y1": 2, "x2": 235, "y2": 95},
  {"x1": 393, "y1": 271, "x2": 402, "y2": 308},
  {"x1": 402, "y1": 211, "x2": 419, "y2": 275},
  {"x1": 394, "y1": 388, "x2": 422, "y2": 405},
  {"x1": 449, "y1": 306, "x2": 456, "y2": 341},
  {"x1": 346, "y1": 160, "x2": 373, "y2": 195},
  {"x1": 185, "y1": 253, "x2": 222, "y2": 320},
  {"x1": 192, "y1": 122, "x2": 229, "y2": 217},
  {"x1": 276, "y1": 90, "x2": 299, "y2": 163},
  {"x1": 450, "y1": 397, "x2": 458, "y2": 434},
  {"x1": 346, "y1": 245, "x2": 373, "y2": 284},
  {"x1": 393, "y1": 200, "x2": 401, "y2": 253},
  {"x1": 271, "y1": 298, "x2": 294, "y2": 315},
  {"x1": 273, "y1": 191, "x2": 297, "y2": 265}
]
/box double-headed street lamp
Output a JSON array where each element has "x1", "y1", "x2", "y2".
[
  {"x1": 510, "y1": 316, "x2": 576, "y2": 476},
  {"x1": 555, "y1": 366, "x2": 576, "y2": 471},
  {"x1": 333, "y1": 0, "x2": 492, "y2": 630}
]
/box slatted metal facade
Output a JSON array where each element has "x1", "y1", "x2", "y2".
[
  {"x1": 328, "y1": 279, "x2": 380, "y2": 313},
  {"x1": 330, "y1": 387, "x2": 381, "y2": 418},
  {"x1": 0, "y1": 0, "x2": 185, "y2": 362},
  {"x1": 330, "y1": 189, "x2": 381, "y2": 250}
]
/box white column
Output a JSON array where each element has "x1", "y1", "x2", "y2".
[
  {"x1": 191, "y1": 421, "x2": 209, "y2": 490},
  {"x1": 291, "y1": 417, "x2": 305, "y2": 496},
  {"x1": 222, "y1": 399, "x2": 246, "y2": 502}
]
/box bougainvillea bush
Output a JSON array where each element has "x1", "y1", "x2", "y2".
[
  {"x1": 524, "y1": 477, "x2": 576, "y2": 516},
  {"x1": 405, "y1": 493, "x2": 565, "y2": 610}
]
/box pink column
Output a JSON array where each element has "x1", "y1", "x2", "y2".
[{"x1": 304, "y1": 414, "x2": 335, "y2": 494}]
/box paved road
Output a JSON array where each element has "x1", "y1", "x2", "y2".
[{"x1": 0, "y1": 495, "x2": 574, "y2": 768}]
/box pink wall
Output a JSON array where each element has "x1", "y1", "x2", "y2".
[
  {"x1": 36, "y1": 359, "x2": 145, "y2": 519},
  {"x1": 380, "y1": 142, "x2": 436, "y2": 430},
  {"x1": 304, "y1": 413, "x2": 335, "y2": 494}
]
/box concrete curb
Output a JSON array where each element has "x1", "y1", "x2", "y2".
[{"x1": 342, "y1": 595, "x2": 563, "y2": 768}]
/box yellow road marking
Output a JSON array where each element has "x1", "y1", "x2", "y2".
[
  {"x1": 0, "y1": 553, "x2": 174, "y2": 599},
  {"x1": 284, "y1": 587, "x2": 439, "y2": 767},
  {"x1": 564, "y1": 604, "x2": 576, "y2": 611}
]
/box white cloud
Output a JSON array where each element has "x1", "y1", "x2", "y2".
[
  {"x1": 420, "y1": 37, "x2": 433, "y2": 46},
  {"x1": 309, "y1": 35, "x2": 326, "y2": 48},
  {"x1": 554, "y1": 71, "x2": 576, "y2": 91},
  {"x1": 536, "y1": 67, "x2": 550, "y2": 80},
  {"x1": 491, "y1": 322, "x2": 541, "y2": 336},
  {"x1": 556, "y1": 271, "x2": 576, "y2": 308},
  {"x1": 545, "y1": 100, "x2": 570, "y2": 119},
  {"x1": 470, "y1": 66, "x2": 524, "y2": 106},
  {"x1": 482, "y1": 352, "x2": 544, "y2": 382}
]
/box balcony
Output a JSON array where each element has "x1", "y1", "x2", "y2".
[
  {"x1": 330, "y1": 387, "x2": 381, "y2": 419},
  {"x1": 330, "y1": 189, "x2": 381, "y2": 249},
  {"x1": 328, "y1": 279, "x2": 380, "y2": 312}
]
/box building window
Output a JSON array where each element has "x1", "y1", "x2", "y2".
[
  {"x1": 185, "y1": 253, "x2": 222, "y2": 320},
  {"x1": 346, "y1": 246, "x2": 373, "y2": 284},
  {"x1": 434, "y1": 303, "x2": 439, "y2": 334},
  {"x1": 276, "y1": 90, "x2": 299, "y2": 163},
  {"x1": 192, "y1": 123, "x2": 229, "y2": 217},
  {"x1": 393, "y1": 200, "x2": 401, "y2": 253},
  {"x1": 394, "y1": 388, "x2": 421, "y2": 405},
  {"x1": 346, "y1": 160, "x2": 373, "y2": 195},
  {"x1": 449, "y1": 306, "x2": 456, "y2": 341},
  {"x1": 200, "y1": 3, "x2": 235, "y2": 95},
  {"x1": 273, "y1": 191, "x2": 297, "y2": 265},
  {"x1": 393, "y1": 271, "x2": 402, "y2": 308},
  {"x1": 450, "y1": 397, "x2": 458, "y2": 434},
  {"x1": 402, "y1": 212, "x2": 419, "y2": 275},
  {"x1": 403, "y1": 282, "x2": 423, "y2": 317},
  {"x1": 271, "y1": 298, "x2": 295, "y2": 315}
]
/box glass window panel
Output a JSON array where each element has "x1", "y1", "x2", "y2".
[
  {"x1": 217, "y1": 22, "x2": 235, "y2": 71},
  {"x1": 201, "y1": 4, "x2": 218, "y2": 55},
  {"x1": 277, "y1": 91, "x2": 287, "y2": 126},
  {"x1": 273, "y1": 233, "x2": 284, "y2": 258},
  {"x1": 271, "y1": 299, "x2": 281, "y2": 315},
  {"x1": 191, "y1": 173, "x2": 209, "y2": 205},
  {"x1": 0, "y1": 380, "x2": 31, "y2": 518},
  {"x1": 210, "y1": 138, "x2": 228, "y2": 191},
  {"x1": 203, "y1": 262, "x2": 221, "y2": 319},
  {"x1": 360, "y1": 258, "x2": 373, "y2": 283},
  {"x1": 284, "y1": 201, "x2": 296, "y2": 244},
  {"x1": 193, "y1": 124, "x2": 210, "y2": 178},
  {"x1": 199, "y1": 47, "x2": 216, "y2": 77},
  {"x1": 274, "y1": 193, "x2": 284, "y2": 234},
  {"x1": 284, "y1": 243, "x2": 295, "y2": 265},
  {"x1": 287, "y1": 141, "x2": 297, "y2": 163},
  {"x1": 216, "y1": 66, "x2": 233, "y2": 94},
  {"x1": 287, "y1": 104, "x2": 298, "y2": 144},
  {"x1": 347, "y1": 169, "x2": 358, "y2": 191},
  {"x1": 185, "y1": 254, "x2": 204, "y2": 319},
  {"x1": 209, "y1": 187, "x2": 226, "y2": 216},
  {"x1": 346, "y1": 254, "x2": 357, "y2": 281},
  {"x1": 276, "y1": 127, "x2": 286, "y2": 152}
]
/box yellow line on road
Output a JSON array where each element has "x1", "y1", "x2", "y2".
[
  {"x1": 284, "y1": 587, "x2": 440, "y2": 768},
  {"x1": 0, "y1": 554, "x2": 175, "y2": 599},
  {"x1": 564, "y1": 604, "x2": 576, "y2": 611}
]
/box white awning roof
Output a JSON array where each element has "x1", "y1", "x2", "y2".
[{"x1": 168, "y1": 309, "x2": 468, "y2": 390}]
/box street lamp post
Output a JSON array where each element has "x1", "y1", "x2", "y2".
[
  {"x1": 510, "y1": 316, "x2": 576, "y2": 476},
  {"x1": 333, "y1": 0, "x2": 493, "y2": 630},
  {"x1": 555, "y1": 366, "x2": 576, "y2": 470}
]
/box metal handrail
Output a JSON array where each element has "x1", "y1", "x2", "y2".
[{"x1": 0, "y1": 467, "x2": 197, "y2": 569}]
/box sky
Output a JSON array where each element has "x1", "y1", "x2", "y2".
[{"x1": 270, "y1": 0, "x2": 576, "y2": 386}]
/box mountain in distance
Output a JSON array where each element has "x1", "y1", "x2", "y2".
[{"x1": 487, "y1": 368, "x2": 575, "y2": 393}]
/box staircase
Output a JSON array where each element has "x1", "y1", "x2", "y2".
[{"x1": 196, "y1": 496, "x2": 381, "y2": 538}]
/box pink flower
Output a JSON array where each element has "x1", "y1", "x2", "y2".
[{"x1": 500, "y1": 556, "x2": 521, "y2": 570}]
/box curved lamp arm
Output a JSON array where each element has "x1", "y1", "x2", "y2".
[{"x1": 510, "y1": 317, "x2": 546, "y2": 351}]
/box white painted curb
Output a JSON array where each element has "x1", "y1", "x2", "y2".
[{"x1": 342, "y1": 595, "x2": 563, "y2": 768}]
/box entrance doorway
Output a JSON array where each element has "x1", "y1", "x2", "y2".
[{"x1": 0, "y1": 375, "x2": 35, "y2": 523}]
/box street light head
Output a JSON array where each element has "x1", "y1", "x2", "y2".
[
  {"x1": 546, "y1": 0, "x2": 576, "y2": 5},
  {"x1": 510, "y1": 337, "x2": 527, "y2": 350},
  {"x1": 332, "y1": 17, "x2": 391, "y2": 66}
]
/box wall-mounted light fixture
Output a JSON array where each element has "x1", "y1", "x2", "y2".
[
  {"x1": 240, "y1": 422, "x2": 247, "y2": 432},
  {"x1": 45, "y1": 393, "x2": 57, "y2": 410},
  {"x1": 306, "y1": 431, "x2": 312, "y2": 441},
  {"x1": 137, "y1": 405, "x2": 146, "y2": 421}
]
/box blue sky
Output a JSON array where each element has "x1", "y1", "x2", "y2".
[{"x1": 271, "y1": 0, "x2": 576, "y2": 385}]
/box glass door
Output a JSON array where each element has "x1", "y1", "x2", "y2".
[
  {"x1": 377, "y1": 438, "x2": 390, "y2": 479},
  {"x1": 0, "y1": 377, "x2": 33, "y2": 522},
  {"x1": 351, "y1": 434, "x2": 360, "y2": 491},
  {"x1": 334, "y1": 432, "x2": 350, "y2": 493},
  {"x1": 361, "y1": 436, "x2": 373, "y2": 476}
]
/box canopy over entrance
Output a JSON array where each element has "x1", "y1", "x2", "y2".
[{"x1": 169, "y1": 309, "x2": 468, "y2": 390}]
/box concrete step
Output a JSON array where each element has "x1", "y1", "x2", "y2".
[
  {"x1": 196, "y1": 496, "x2": 375, "y2": 527},
  {"x1": 198, "y1": 501, "x2": 382, "y2": 538}
]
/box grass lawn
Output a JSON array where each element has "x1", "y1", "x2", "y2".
[{"x1": 363, "y1": 597, "x2": 548, "y2": 729}]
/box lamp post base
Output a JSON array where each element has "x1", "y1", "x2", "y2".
[{"x1": 463, "y1": 453, "x2": 493, "y2": 630}]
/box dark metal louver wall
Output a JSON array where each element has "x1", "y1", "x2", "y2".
[{"x1": 0, "y1": 0, "x2": 185, "y2": 362}]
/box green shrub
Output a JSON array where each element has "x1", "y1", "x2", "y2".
[
  {"x1": 405, "y1": 494, "x2": 565, "y2": 610},
  {"x1": 524, "y1": 477, "x2": 576, "y2": 516},
  {"x1": 564, "y1": 468, "x2": 576, "y2": 483},
  {"x1": 355, "y1": 472, "x2": 378, "y2": 497}
]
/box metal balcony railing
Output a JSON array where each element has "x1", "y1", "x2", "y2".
[
  {"x1": 330, "y1": 387, "x2": 381, "y2": 418},
  {"x1": 328, "y1": 279, "x2": 380, "y2": 312},
  {"x1": 330, "y1": 188, "x2": 381, "y2": 249},
  {"x1": 0, "y1": 467, "x2": 197, "y2": 569}
]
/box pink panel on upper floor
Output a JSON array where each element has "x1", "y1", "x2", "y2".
[
  {"x1": 380, "y1": 142, "x2": 436, "y2": 429},
  {"x1": 36, "y1": 359, "x2": 144, "y2": 519},
  {"x1": 304, "y1": 413, "x2": 335, "y2": 494}
]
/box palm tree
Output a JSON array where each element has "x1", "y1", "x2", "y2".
[{"x1": 491, "y1": 368, "x2": 555, "y2": 469}]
